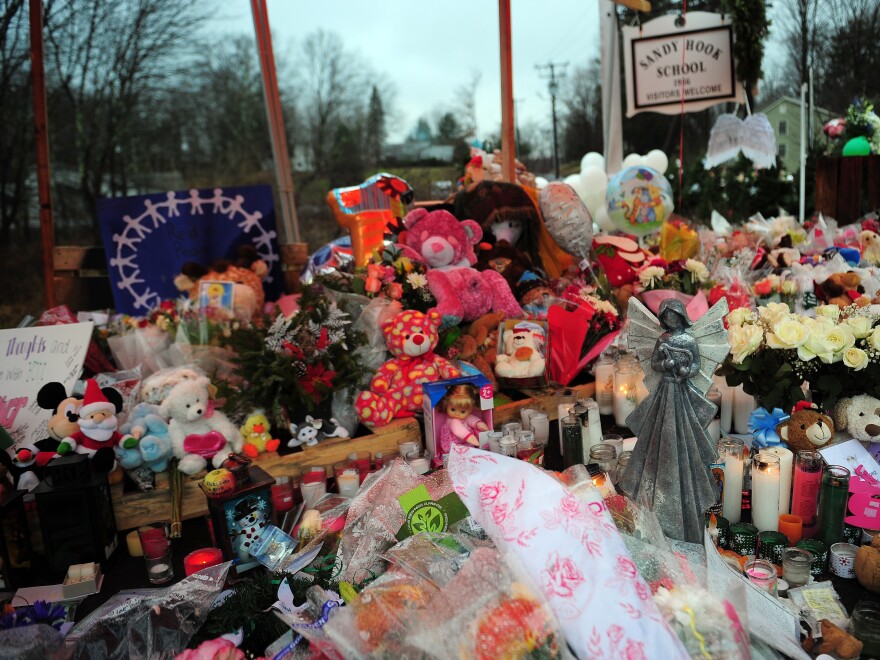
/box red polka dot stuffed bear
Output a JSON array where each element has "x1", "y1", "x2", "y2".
[{"x1": 355, "y1": 309, "x2": 461, "y2": 427}]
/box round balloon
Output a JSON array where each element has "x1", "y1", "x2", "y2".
[
  {"x1": 606, "y1": 166, "x2": 673, "y2": 236},
  {"x1": 843, "y1": 136, "x2": 872, "y2": 157},
  {"x1": 580, "y1": 151, "x2": 605, "y2": 173},
  {"x1": 539, "y1": 182, "x2": 593, "y2": 259},
  {"x1": 644, "y1": 149, "x2": 669, "y2": 175}
]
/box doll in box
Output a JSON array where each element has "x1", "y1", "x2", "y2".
[{"x1": 438, "y1": 384, "x2": 489, "y2": 457}]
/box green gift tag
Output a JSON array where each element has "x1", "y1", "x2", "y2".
[{"x1": 395, "y1": 483, "x2": 469, "y2": 541}]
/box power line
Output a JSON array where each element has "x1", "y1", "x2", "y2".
[{"x1": 536, "y1": 62, "x2": 567, "y2": 180}]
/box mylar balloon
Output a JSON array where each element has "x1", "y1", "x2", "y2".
[
  {"x1": 606, "y1": 166, "x2": 673, "y2": 236},
  {"x1": 539, "y1": 182, "x2": 594, "y2": 259}
]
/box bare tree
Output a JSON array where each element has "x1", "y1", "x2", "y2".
[
  {"x1": 819, "y1": 0, "x2": 880, "y2": 111},
  {"x1": 454, "y1": 70, "x2": 481, "y2": 141},
  {"x1": 560, "y1": 59, "x2": 602, "y2": 161},
  {"x1": 776, "y1": 0, "x2": 832, "y2": 95}
]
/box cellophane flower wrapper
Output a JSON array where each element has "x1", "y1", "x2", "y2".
[
  {"x1": 107, "y1": 326, "x2": 185, "y2": 375},
  {"x1": 447, "y1": 446, "x2": 688, "y2": 659},
  {"x1": 335, "y1": 458, "x2": 465, "y2": 583},
  {"x1": 64, "y1": 561, "x2": 231, "y2": 659},
  {"x1": 0, "y1": 624, "x2": 64, "y2": 660}
]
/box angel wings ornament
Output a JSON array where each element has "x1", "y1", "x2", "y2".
[{"x1": 619, "y1": 296, "x2": 730, "y2": 543}]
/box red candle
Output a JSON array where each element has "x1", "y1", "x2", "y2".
[
  {"x1": 302, "y1": 467, "x2": 326, "y2": 484},
  {"x1": 348, "y1": 451, "x2": 372, "y2": 483},
  {"x1": 271, "y1": 476, "x2": 294, "y2": 513},
  {"x1": 138, "y1": 524, "x2": 169, "y2": 559},
  {"x1": 184, "y1": 548, "x2": 224, "y2": 576},
  {"x1": 792, "y1": 451, "x2": 822, "y2": 537}
]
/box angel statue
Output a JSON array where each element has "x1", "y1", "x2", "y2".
[{"x1": 619, "y1": 297, "x2": 730, "y2": 543}]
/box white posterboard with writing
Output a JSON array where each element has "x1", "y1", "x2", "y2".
[
  {"x1": 0, "y1": 322, "x2": 93, "y2": 449},
  {"x1": 622, "y1": 12, "x2": 744, "y2": 117}
]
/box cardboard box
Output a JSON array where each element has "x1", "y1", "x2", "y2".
[
  {"x1": 61, "y1": 562, "x2": 102, "y2": 599},
  {"x1": 423, "y1": 374, "x2": 494, "y2": 466}
]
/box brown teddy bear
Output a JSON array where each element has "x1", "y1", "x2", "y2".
[
  {"x1": 439, "y1": 312, "x2": 504, "y2": 388},
  {"x1": 820, "y1": 271, "x2": 870, "y2": 309},
  {"x1": 476, "y1": 240, "x2": 534, "y2": 290},
  {"x1": 802, "y1": 619, "x2": 863, "y2": 659},
  {"x1": 775, "y1": 401, "x2": 834, "y2": 452}
]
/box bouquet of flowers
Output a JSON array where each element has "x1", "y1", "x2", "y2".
[
  {"x1": 719, "y1": 302, "x2": 880, "y2": 411},
  {"x1": 842, "y1": 96, "x2": 880, "y2": 154},
  {"x1": 637, "y1": 258, "x2": 712, "y2": 296},
  {"x1": 224, "y1": 285, "x2": 368, "y2": 427},
  {"x1": 318, "y1": 245, "x2": 436, "y2": 313},
  {"x1": 750, "y1": 272, "x2": 799, "y2": 308}
]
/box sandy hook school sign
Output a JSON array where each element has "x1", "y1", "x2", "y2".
[{"x1": 622, "y1": 12, "x2": 743, "y2": 117}]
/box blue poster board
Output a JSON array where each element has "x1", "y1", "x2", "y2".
[{"x1": 98, "y1": 185, "x2": 283, "y2": 315}]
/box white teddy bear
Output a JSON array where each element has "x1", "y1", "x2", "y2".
[
  {"x1": 495, "y1": 323, "x2": 546, "y2": 379},
  {"x1": 160, "y1": 377, "x2": 242, "y2": 475}
]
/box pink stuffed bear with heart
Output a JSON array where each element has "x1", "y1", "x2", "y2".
[
  {"x1": 401, "y1": 208, "x2": 523, "y2": 327},
  {"x1": 355, "y1": 309, "x2": 461, "y2": 427}
]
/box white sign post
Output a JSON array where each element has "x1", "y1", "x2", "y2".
[
  {"x1": 0, "y1": 322, "x2": 93, "y2": 449},
  {"x1": 622, "y1": 12, "x2": 743, "y2": 118}
]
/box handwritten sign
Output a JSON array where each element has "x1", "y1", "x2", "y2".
[
  {"x1": 97, "y1": 185, "x2": 282, "y2": 315},
  {"x1": 0, "y1": 322, "x2": 93, "y2": 450},
  {"x1": 622, "y1": 12, "x2": 743, "y2": 117}
]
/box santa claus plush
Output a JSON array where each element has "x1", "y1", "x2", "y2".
[{"x1": 57, "y1": 379, "x2": 134, "y2": 472}]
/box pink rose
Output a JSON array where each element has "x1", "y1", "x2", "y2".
[
  {"x1": 623, "y1": 640, "x2": 647, "y2": 660},
  {"x1": 607, "y1": 625, "x2": 624, "y2": 644},
  {"x1": 543, "y1": 552, "x2": 585, "y2": 599},
  {"x1": 175, "y1": 639, "x2": 247, "y2": 660},
  {"x1": 560, "y1": 494, "x2": 580, "y2": 516},
  {"x1": 491, "y1": 503, "x2": 509, "y2": 525},
  {"x1": 364, "y1": 276, "x2": 382, "y2": 294},
  {"x1": 387, "y1": 282, "x2": 404, "y2": 300},
  {"x1": 479, "y1": 482, "x2": 505, "y2": 505}
]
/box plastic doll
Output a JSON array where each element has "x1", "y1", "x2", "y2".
[{"x1": 438, "y1": 385, "x2": 489, "y2": 457}]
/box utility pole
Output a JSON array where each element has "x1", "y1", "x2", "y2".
[{"x1": 536, "y1": 62, "x2": 566, "y2": 180}]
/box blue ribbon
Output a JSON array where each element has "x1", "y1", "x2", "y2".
[{"x1": 748, "y1": 407, "x2": 790, "y2": 448}]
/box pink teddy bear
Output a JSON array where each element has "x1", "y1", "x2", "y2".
[{"x1": 401, "y1": 209, "x2": 523, "y2": 327}]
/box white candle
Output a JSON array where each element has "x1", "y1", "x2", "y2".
[
  {"x1": 763, "y1": 446, "x2": 794, "y2": 515},
  {"x1": 149, "y1": 563, "x2": 170, "y2": 575},
  {"x1": 613, "y1": 385, "x2": 637, "y2": 428},
  {"x1": 530, "y1": 413, "x2": 550, "y2": 445},
  {"x1": 585, "y1": 400, "x2": 602, "y2": 449},
  {"x1": 733, "y1": 385, "x2": 756, "y2": 434},
  {"x1": 594, "y1": 357, "x2": 615, "y2": 415},
  {"x1": 752, "y1": 453, "x2": 781, "y2": 532},
  {"x1": 398, "y1": 441, "x2": 420, "y2": 458},
  {"x1": 714, "y1": 375, "x2": 734, "y2": 434},
  {"x1": 408, "y1": 458, "x2": 430, "y2": 475},
  {"x1": 723, "y1": 455, "x2": 744, "y2": 524},
  {"x1": 337, "y1": 468, "x2": 360, "y2": 497},
  {"x1": 520, "y1": 408, "x2": 537, "y2": 431},
  {"x1": 707, "y1": 386, "x2": 722, "y2": 443},
  {"x1": 301, "y1": 480, "x2": 327, "y2": 508}
]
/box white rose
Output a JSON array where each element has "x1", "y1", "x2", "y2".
[
  {"x1": 780, "y1": 280, "x2": 798, "y2": 295},
  {"x1": 871, "y1": 326, "x2": 880, "y2": 351},
  {"x1": 799, "y1": 327, "x2": 835, "y2": 362},
  {"x1": 816, "y1": 304, "x2": 841, "y2": 322},
  {"x1": 726, "y1": 307, "x2": 752, "y2": 327},
  {"x1": 844, "y1": 347, "x2": 870, "y2": 371},
  {"x1": 826, "y1": 325, "x2": 856, "y2": 355},
  {"x1": 728, "y1": 324, "x2": 763, "y2": 364},
  {"x1": 766, "y1": 318, "x2": 809, "y2": 349},
  {"x1": 846, "y1": 316, "x2": 874, "y2": 339},
  {"x1": 758, "y1": 302, "x2": 791, "y2": 326}
]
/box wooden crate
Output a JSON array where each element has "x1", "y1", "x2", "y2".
[
  {"x1": 111, "y1": 416, "x2": 420, "y2": 531},
  {"x1": 109, "y1": 383, "x2": 596, "y2": 531}
]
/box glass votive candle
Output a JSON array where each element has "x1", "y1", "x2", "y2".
[
  {"x1": 589, "y1": 443, "x2": 618, "y2": 482},
  {"x1": 348, "y1": 451, "x2": 372, "y2": 482},
  {"x1": 397, "y1": 439, "x2": 420, "y2": 459},
  {"x1": 561, "y1": 414, "x2": 583, "y2": 469},
  {"x1": 271, "y1": 476, "x2": 295, "y2": 514},
  {"x1": 302, "y1": 466, "x2": 326, "y2": 484},
  {"x1": 601, "y1": 434, "x2": 623, "y2": 458},
  {"x1": 502, "y1": 422, "x2": 522, "y2": 437},
  {"x1": 529, "y1": 413, "x2": 550, "y2": 446},
  {"x1": 406, "y1": 449, "x2": 431, "y2": 475},
  {"x1": 184, "y1": 547, "x2": 223, "y2": 576},
  {"x1": 515, "y1": 430, "x2": 542, "y2": 465},
  {"x1": 795, "y1": 538, "x2": 828, "y2": 576},
  {"x1": 744, "y1": 558, "x2": 778, "y2": 595},
  {"x1": 617, "y1": 451, "x2": 633, "y2": 485},
  {"x1": 520, "y1": 407, "x2": 538, "y2": 431},
  {"x1": 145, "y1": 551, "x2": 174, "y2": 585},
  {"x1": 499, "y1": 435, "x2": 518, "y2": 457},
  {"x1": 301, "y1": 468, "x2": 327, "y2": 508},
  {"x1": 829, "y1": 542, "x2": 858, "y2": 579},
  {"x1": 334, "y1": 461, "x2": 360, "y2": 497},
  {"x1": 137, "y1": 523, "x2": 169, "y2": 559},
  {"x1": 374, "y1": 451, "x2": 399, "y2": 469},
  {"x1": 782, "y1": 547, "x2": 814, "y2": 587},
  {"x1": 778, "y1": 513, "x2": 804, "y2": 546},
  {"x1": 486, "y1": 431, "x2": 504, "y2": 453},
  {"x1": 852, "y1": 601, "x2": 880, "y2": 658}
]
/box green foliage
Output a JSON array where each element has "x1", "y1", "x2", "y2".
[{"x1": 724, "y1": 0, "x2": 770, "y2": 103}]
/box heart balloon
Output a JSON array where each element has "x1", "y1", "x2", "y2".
[
  {"x1": 539, "y1": 182, "x2": 594, "y2": 259},
  {"x1": 606, "y1": 166, "x2": 673, "y2": 237}
]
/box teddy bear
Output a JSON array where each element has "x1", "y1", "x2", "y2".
[
  {"x1": 160, "y1": 377, "x2": 242, "y2": 475},
  {"x1": 240, "y1": 411, "x2": 281, "y2": 458},
  {"x1": 141, "y1": 366, "x2": 212, "y2": 406},
  {"x1": 476, "y1": 240, "x2": 534, "y2": 290},
  {"x1": 116, "y1": 403, "x2": 173, "y2": 473},
  {"x1": 495, "y1": 322, "x2": 546, "y2": 379},
  {"x1": 861, "y1": 229, "x2": 880, "y2": 266},
  {"x1": 775, "y1": 401, "x2": 834, "y2": 452},
  {"x1": 355, "y1": 309, "x2": 461, "y2": 427},
  {"x1": 819, "y1": 271, "x2": 870, "y2": 309},
  {"x1": 835, "y1": 395, "x2": 880, "y2": 457},
  {"x1": 400, "y1": 208, "x2": 482, "y2": 270},
  {"x1": 802, "y1": 619, "x2": 863, "y2": 659},
  {"x1": 174, "y1": 245, "x2": 269, "y2": 320}
]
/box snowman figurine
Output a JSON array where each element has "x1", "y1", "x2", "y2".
[{"x1": 230, "y1": 495, "x2": 269, "y2": 561}]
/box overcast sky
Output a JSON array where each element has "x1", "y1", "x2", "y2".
[{"x1": 213, "y1": 1, "x2": 785, "y2": 143}]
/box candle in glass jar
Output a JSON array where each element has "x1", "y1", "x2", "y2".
[
  {"x1": 583, "y1": 398, "x2": 602, "y2": 449},
  {"x1": 718, "y1": 438, "x2": 745, "y2": 524},
  {"x1": 397, "y1": 440, "x2": 420, "y2": 459},
  {"x1": 714, "y1": 375, "x2": 734, "y2": 434},
  {"x1": 817, "y1": 465, "x2": 851, "y2": 550},
  {"x1": 520, "y1": 408, "x2": 537, "y2": 431},
  {"x1": 613, "y1": 365, "x2": 638, "y2": 428},
  {"x1": 732, "y1": 385, "x2": 756, "y2": 434},
  {"x1": 792, "y1": 450, "x2": 822, "y2": 537},
  {"x1": 744, "y1": 558, "x2": 778, "y2": 595},
  {"x1": 337, "y1": 468, "x2": 360, "y2": 497},
  {"x1": 594, "y1": 355, "x2": 615, "y2": 415},
  {"x1": 763, "y1": 446, "x2": 793, "y2": 515},
  {"x1": 561, "y1": 415, "x2": 583, "y2": 469},
  {"x1": 556, "y1": 391, "x2": 577, "y2": 452},
  {"x1": 751, "y1": 453, "x2": 781, "y2": 532},
  {"x1": 530, "y1": 413, "x2": 549, "y2": 446},
  {"x1": 184, "y1": 548, "x2": 223, "y2": 576}
]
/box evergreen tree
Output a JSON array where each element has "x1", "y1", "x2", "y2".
[{"x1": 364, "y1": 85, "x2": 386, "y2": 168}]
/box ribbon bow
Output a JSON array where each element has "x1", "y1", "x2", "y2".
[{"x1": 748, "y1": 407, "x2": 790, "y2": 448}]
